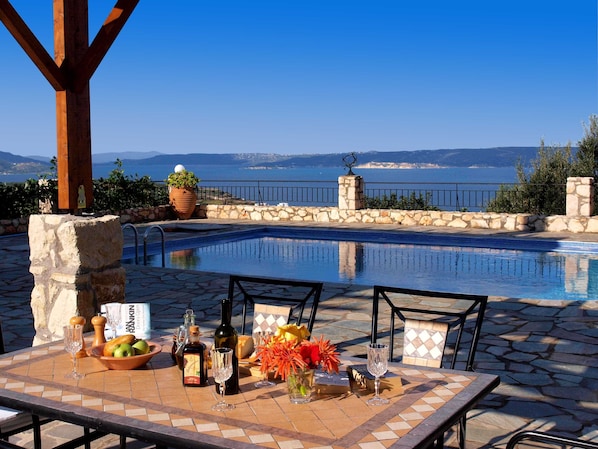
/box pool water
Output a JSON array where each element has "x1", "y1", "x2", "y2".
[{"x1": 123, "y1": 227, "x2": 598, "y2": 301}]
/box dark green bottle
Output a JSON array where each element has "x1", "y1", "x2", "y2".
[{"x1": 213, "y1": 298, "x2": 240, "y2": 394}]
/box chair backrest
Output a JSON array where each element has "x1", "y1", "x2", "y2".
[
  {"x1": 252, "y1": 303, "x2": 291, "y2": 335},
  {"x1": 228, "y1": 275, "x2": 323, "y2": 335},
  {"x1": 403, "y1": 319, "x2": 449, "y2": 368},
  {"x1": 371, "y1": 285, "x2": 488, "y2": 371}
]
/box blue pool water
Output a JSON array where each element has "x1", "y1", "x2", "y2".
[{"x1": 123, "y1": 227, "x2": 598, "y2": 301}]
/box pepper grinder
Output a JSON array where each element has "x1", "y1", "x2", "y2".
[
  {"x1": 69, "y1": 315, "x2": 87, "y2": 358},
  {"x1": 91, "y1": 314, "x2": 107, "y2": 347}
]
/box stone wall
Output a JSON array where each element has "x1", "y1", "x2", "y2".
[
  {"x1": 0, "y1": 206, "x2": 171, "y2": 237},
  {"x1": 0, "y1": 217, "x2": 29, "y2": 235},
  {"x1": 28, "y1": 214, "x2": 125, "y2": 345},
  {"x1": 566, "y1": 177, "x2": 594, "y2": 217},
  {"x1": 198, "y1": 204, "x2": 598, "y2": 233},
  {"x1": 2, "y1": 177, "x2": 598, "y2": 236}
]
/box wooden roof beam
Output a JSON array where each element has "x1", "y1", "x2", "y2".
[
  {"x1": 0, "y1": 0, "x2": 66, "y2": 90},
  {"x1": 75, "y1": 0, "x2": 139, "y2": 92}
]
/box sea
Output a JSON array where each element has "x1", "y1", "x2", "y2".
[
  {"x1": 93, "y1": 163, "x2": 519, "y2": 185},
  {"x1": 0, "y1": 163, "x2": 519, "y2": 185},
  {"x1": 0, "y1": 163, "x2": 519, "y2": 211}
]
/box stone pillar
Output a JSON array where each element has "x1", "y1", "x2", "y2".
[
  {"x1": 29, "y1": 214, "x2": 126, "y2": 346},
  {"x1": 566, "y1": 177, "x2": 594, "y2": 217},
  {"x1": 338, "y1": 175, "x2": 365, "y2": 210}
]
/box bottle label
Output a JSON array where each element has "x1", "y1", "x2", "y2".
[
  {"x1": 100, "y1": 303, "x2": 152, "y2": 340},
  {"x1": 183, "y1": 353, "x2": 202, "y2": 385}
]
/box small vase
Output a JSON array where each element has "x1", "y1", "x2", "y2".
[{"x1": 287, "y1": 368, "x2": 314, "y2": 404}]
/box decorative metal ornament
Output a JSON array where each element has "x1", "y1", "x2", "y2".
[{"x1": 343, "y1": 152, "x2": 357, "y2": 175}]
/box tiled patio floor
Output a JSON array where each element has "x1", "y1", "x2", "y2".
[{"x1": 1, "y1": 219, "x2": 597, "y2": 448}]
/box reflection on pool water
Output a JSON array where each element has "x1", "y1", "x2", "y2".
[{"x1": 123, "y1": 227, "x2": 598, "y2": 301}]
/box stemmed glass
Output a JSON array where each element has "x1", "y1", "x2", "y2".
[
  {"x1": 253, "y1": 331, "x2": 275, "y2": 388},
  {"x1": 104, "y1": 303, "x2": 121, "y2": 340},
  {"x1": 211, "y1": 348, "x2": 235, "y2": 411},
  {"x1": 366, "y1": 343, "x2": 389, "y2": 405},
  {"x1": 64, "y1": 324, "x2": 84, "y2": 379}
]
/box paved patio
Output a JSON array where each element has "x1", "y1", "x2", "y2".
[{"x1": 0, "y1": 219, "x2": 597, "y2": 448}]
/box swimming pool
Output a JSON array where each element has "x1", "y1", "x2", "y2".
[{"x1": 123, "y1": 227, "x2": 598, "y2": 301}]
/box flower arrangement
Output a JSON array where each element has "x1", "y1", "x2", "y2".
[{"x1": 256, "y1": 324, "x2": 340, "y2": 380}]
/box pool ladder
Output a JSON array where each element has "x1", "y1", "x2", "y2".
[{"x1": 122, "y1": 224, "x2": 166, "y2": 267}]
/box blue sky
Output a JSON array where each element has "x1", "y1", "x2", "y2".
[{"x1": 1, "y1": 1, "x2": 596, "y2": 158}]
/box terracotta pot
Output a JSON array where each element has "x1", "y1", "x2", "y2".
[{"x1": 169, "y1": 187, "x2": 197, "y2": 219}]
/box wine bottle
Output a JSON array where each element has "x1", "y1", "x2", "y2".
[
  {"x1": 213, "y1": 298, "x2": 240, "y2": 394},
  {"x1": 182, "y1": 325, "x2": 208, "y2": 386}
]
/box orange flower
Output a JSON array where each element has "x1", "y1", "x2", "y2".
[{"x1": 256, "y1": 329, "x2": 340, "y2": 381}]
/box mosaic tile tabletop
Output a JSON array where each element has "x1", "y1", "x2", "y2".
[{"x1": 0, "y1": 339, "x2": 499, "y2": 449}]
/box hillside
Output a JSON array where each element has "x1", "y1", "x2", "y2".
[
  {"x1": 0, "y1": 151, "x2": 51, "y2": 175},
  {"x1": 249, "y1": 147, "x2": 542, "y2": 168},
  {"x1": 0, "y1": 146, "x2": 548, "y2": 175},
  {"x1": 108, "y1": 147, "x2": 543, "y2": 169}
]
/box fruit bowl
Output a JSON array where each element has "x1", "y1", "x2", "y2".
[{"x1": 88, "y1": 342, "x2": 162, "y2": 370}]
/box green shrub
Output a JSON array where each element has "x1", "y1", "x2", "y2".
[
  {"x1": 0, "y1": 159, "x2": 169, "y2": 219},
  {"x1": 90, "y1": 160, "x2": 169, "y2": 213},
  {"x1": 0, "y1": 179, "x2": 41, "y2": 218},
  {"x1": 486, "y1": 115, "x2": 598, "y2": 215},
  {"x1": 365, "y1": 192, "x2": 440, "y2": 210}
]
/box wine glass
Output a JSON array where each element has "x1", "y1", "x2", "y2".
[
  {"x1": 211, "y1": 348, "x2": 234, "y2": 411},
  {"x1": 64, "y1": 324, "x2": 84, "y2": 379},
  {"x1": 104, "y1": 303, "x2": 121, "y2": 340},
  {"x1": 366, "y1": 343, "x2": 389, "y2": 405},
  {"x1": 253, "y1": 331, "x2": 275, "y2": 388}
]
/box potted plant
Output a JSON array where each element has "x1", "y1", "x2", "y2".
[{"x1": 166, "y1": 168, "x2": 200, "y2": 219}]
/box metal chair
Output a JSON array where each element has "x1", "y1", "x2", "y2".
[
  {"x1": 371, "y1": 286, "x2": 488, "y2": 449},
  {"x1": 0, "y1": 321, "x2": 112, "y2": 449},
  {"x1": 371, "y1": 286, "x2": 488, "y2": 371},
  {"x1": 507, "y1": 431, "x2": 598, "y2": 449},
  {"x1": 228, "y1": 275, "x2": 322, "y2": 335},
  {"x1": 0, "y1": 320, "x2": 46, "y2": 449}
]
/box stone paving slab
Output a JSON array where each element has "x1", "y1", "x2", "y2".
[{"x1": 0, "y1": 221, "x2": 597, "y2": 448}]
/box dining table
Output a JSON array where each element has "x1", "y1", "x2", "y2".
[{"x1": 0, "y1": 336, "x2": 499, "y2": 449}]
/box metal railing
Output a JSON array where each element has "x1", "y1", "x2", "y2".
[
  {"x1": 196, "y1": 180, "x2": 338, "y2": 207},
  {"x1": 364, "y1": 182, "x2": 516, "y2": 211},
  {"x1": 192, "y1": 180, "x2": 517, "y2": 211}
]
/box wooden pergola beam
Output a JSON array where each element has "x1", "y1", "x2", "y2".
[
  {"x1": 75, "y1": 0, "x2": 139, "y2": 92},
  {"x1": 0, "y1": 0, "x2": 139, "y2": 211},
  {"x1": 0, "y1": 0, "x2": 66, "y2": 90}
]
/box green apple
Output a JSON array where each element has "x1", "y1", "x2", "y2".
[
  {"x1": 132, "y1": 339, "x2": 150, "y2": 355},
  {"x1": 113, "y1": 343, "x2": 134, "y2": 357}
]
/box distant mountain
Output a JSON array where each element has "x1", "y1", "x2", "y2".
[
  {"x1": 106, "y1": 147, "x2": 544, "y2": 169},
  {"x1": 0, "y1": 151, "x2": 51, "y2": 175},
  {"x1": 0, "y1": 146, "x2": 551, "y2": 175},
  {"x1": 112, "y1": 152, "x2": 284, "y2": 167},
  {"x1": 93, "y1": 151, "x2": 164, "y2": 163}
]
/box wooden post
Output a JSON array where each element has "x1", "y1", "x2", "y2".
[{"x1": 54, "y1": 0, "x2": 93, "y2": 211}]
